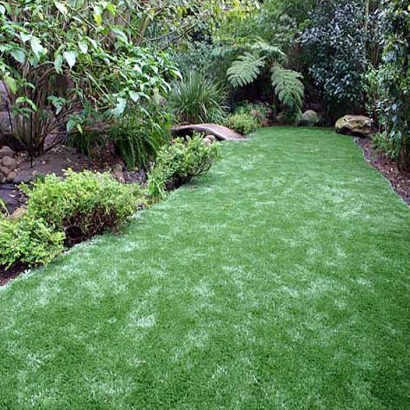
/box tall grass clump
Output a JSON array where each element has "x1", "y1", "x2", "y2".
[{"x1": 169, "y1": 72, "x2": 228, "y2": 124}]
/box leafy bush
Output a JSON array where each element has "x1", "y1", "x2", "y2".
[
  {"x1": 107, "y1": 106, "x2": 172, "y2": 170},
  {"x1": 0, "y1": 0, "x2": 180, "y2": 155},
  {"x1": 21, "y1": 170, "x2": 146, "y2": 246},
  {"x1": 373, "y1": 0, "x2": 410, "y2": 171},
  {"x1": 234, "y1": 102, "x2": 270, "y2": 125},
  {"x1": 226, "y1": 113, "x2": 259, "y2": 135},
  {"x1": 168, "y1": 73, "x2": 228, "y2": 124},
  {"x1": 0, "y1": 217, "x2": 65, "y2": 269},
  {"x1": 300, "y1": 0, "x2": 368, "y2": 117},
  {"x1": 372, "y1": 132, "x2": 394, "y2": 157},
  {"x1": 148, "y1": 134, "x2": 221, "y2": 200}
]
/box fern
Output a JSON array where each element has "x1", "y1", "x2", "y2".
[
  {"x1": 271, "y1": 66, "x2": 304, "y2": 113},
  {"x1": 250, "y1": 39, "x2": 285, "y2": 62},
  {"x1": 227, "y1": 52, "x2": 266, "y2": 88}
]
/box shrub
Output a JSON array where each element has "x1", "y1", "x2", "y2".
[
  {"x1": 148, "y1": 134, "x2": 221, "y2": 201},
  {"x1": 300, "y1": 0, "x2": 368, "y2": 118},
  {"x1": 226, "y1": 113, "x2": 259, "y2": 135},
  {"x1": 373, "y1": 0, "x2": 410, "y2": 171},
  {"x1": 107, "y1": 106, "x2": 173, "y2": 170},
  {"x1": 234, "y1": 102, "x2": 270, "y2": 126},
  {"x1": 168, "y1": 72, "x2": 228, "y2": 124},
  {"x1": 0, "y1": 0, "x2": 180, "y2": 156},
  {"x1": 0, "y1": 216, "x2": 65, "y2": 269},
  {"x1": 21, "y1": 170, "x2": 146, "y2": 246}
]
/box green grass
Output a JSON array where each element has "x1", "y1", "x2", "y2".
[{"x1": 1, "y1": 127, "x2": 409, "y2": 409}]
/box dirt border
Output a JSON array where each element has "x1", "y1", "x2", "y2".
[{"x1": 355, "y1": 137, "x2": 410, "y2": 207}]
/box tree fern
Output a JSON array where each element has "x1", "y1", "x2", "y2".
[
  {"x1": 271, "y1": 66, "x2": 304, "y2": 113},
  {"x1": 250, "y1": 39, "x2": 285, "y2": 62},
  {"x1": 227, "y1": 52, "x2": 266, "y2": 88}
]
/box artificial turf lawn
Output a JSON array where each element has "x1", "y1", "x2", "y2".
[{"x1": 1, "y1": 127, "x2": 409, "y2": 409}]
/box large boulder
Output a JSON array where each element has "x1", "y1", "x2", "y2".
[
  {"x1": 335, "y1": 115, "x2": 373, "y2": 138},
  {"x1": 299, "y1": 110, "x2": 319, "y2": 126}
]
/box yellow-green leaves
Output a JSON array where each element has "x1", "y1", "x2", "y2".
[{"x1": 3, "y1": 73, "x2": 17, "y2": 94}]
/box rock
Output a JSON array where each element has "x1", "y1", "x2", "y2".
[
  {"x1": 0, "y1": 146, "x2": 15, "y2": 158},
  {"x1": 6, "y1": 171, "x2": 16, "y2": 183},
  {"x1": 299, "y1": 110, "x2": 319, "y2": 126},
  {"x1": 1, "y1": 156, "x2": 17, "y2": 169},
  {"x1": 112, "y1": 165, "x2": 125, "y2": 183},
  {"x1": 0, "y1": 166, "x2": 10, "y2": 176},
  {"x1": 13, "y1": 170, "x2": 35, "y2": 184},
  {"x1": 335, "y1": 115, "x2": 373, "y2": 138},
  {"x1": 206, "y1": 134, "x2": 217, "y2": 142},
  {"x1": 10, "y1": 207, "x2": 26, "y2": 220},
  {"x1": 203, "y1": 138, "x2": 212, "y2": 146}
]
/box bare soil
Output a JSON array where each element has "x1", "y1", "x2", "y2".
[
  {"x1": 0, "y1": 144, "x2": 146, "y2": 214},
  {"x1": 356, "y1": 137, "x2": 410, "y2": 206}
]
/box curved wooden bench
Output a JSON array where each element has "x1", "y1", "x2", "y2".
[{"x1": 171, "y1": 123, "x2": 246, "y2": 141}]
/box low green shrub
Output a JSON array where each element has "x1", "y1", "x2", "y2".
[
  {"x1": 0, "y1": 216, "x2": 65, "y2": 269},
  {"x1": 148, "y1": 135, "x2": 221, "y2": 201},
  {"x1": 226, "y1": 112, "x2": 259, "y2": 135},
  {"x1": 21, "y1": 170, "x2": 146, "y2": 246},
  {"x1": 67, "y1": 130, "x2": 106, "y2": 159},
  {"x1": 372, "y1": 132, "x2": 395, "y2": 158},
  {"x1": 234, "y1": 102, "x2": 270, "y2": 126},
  {"x1": 169, "y1": 72, "x2": 228, "y2": 124}
]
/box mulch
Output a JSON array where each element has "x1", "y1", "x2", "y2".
[{"x1": 356, "y1": 137, "x2": 410, "y2": 206}]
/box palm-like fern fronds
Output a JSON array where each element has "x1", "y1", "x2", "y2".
[
  {"x1": 227, "y1": 52, "x2": 266, "y2": 88},
  {"x1": 250, "y1": 39, "x2": 285, "y2": 62},
  {"x1": 271, "y1": 66, "x2": 304, "y2": 112}
]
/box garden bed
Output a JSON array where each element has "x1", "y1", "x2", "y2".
[{"x1": 356, "y1": 137, "x2": 410, "y2": 206}]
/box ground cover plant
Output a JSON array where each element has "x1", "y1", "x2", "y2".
[
  {"x1": 0, "y1": 170, "x2": 146, "y2": 269},
  {"x1": 0, "y1": 128, "x2": 409, "y2": 409}
]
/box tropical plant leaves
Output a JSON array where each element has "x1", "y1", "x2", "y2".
[
  {"x1": 271, "y1": 66, "x2": 304, "y2": 112},
  {"x1": 227, "y1": 52, "x2": 266, "y2": 88}
]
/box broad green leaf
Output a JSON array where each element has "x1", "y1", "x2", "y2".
[
  {"x1": 129, "y1": 91, "x2": 140, "y2": 102},
  {"x1": 112, "y1": 97, "x2": 127, "y2": 117},
  {"x1": 4, "y1": 75, "x2": 17, "y2": 94},
  {"x1": 66, "y1": 118, "x2": 77, "y2": 133},
  {"x1": 54, "y1": 1, "x2": 68, "y2": 14},
  {"x1": 16, "y1": 97, "x2": 37, "y2": 112},
  {"x1": 78, "y1": 41, "x2": 88, "y2": 54},
  {"x1": 89, "y1": 38, "x2": 98, "y2": 49},
  {"x1": 54, "y1": 54, "x2": 63, "y2": 73},
  {"x1": 112, "y1": 28, "x2": 128, "y2": 44},
  {"x1": 20, "y1": 33, "x2": 32, "y2": 43},
  {"x1": 30, "y1": 37, "x2": 47, "y2": 59},
  {"x1": 10, "y1": 49, "x2": 26, "y2": 64},
  {"x1": 63, "y1": 50, "x2": 77, "y2": 68}
]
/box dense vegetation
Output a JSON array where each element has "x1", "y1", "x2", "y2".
[{"x1": 1, "y1": 0, "x2": 409, "y2": 169}]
